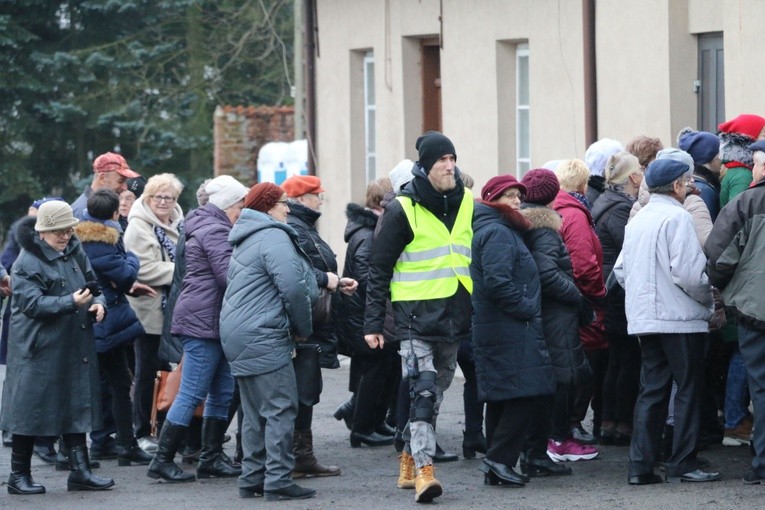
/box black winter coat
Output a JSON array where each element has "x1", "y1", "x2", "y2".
[
  {"x1": 338, "y1": 204, "x2": 398, "y2": 356},
  {"x1": 591, "y1": 189, "x2": 633, "y2": 333},
  {"x1": 520, "y1": 204, "x2": 591, "y2": 385},
  {"x1": 471, "y1": 201, "x2": 554, "y2": 402},
  {"x1": 364, "y1": 168, "x2": 472, "y2": 344}
]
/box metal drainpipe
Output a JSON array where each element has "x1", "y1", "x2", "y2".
[
  {"x1": 582, "y1": 0, "x2": 597, "y2": 148},
  {"x1": 305, "y1": 0, "x2": 317, "y2": 175}
]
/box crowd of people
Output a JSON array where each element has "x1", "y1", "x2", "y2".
[{"x1": 1, "y1": 113, "x2": 765, "y2": 503}]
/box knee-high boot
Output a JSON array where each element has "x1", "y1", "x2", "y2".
[
  {"x1": 293, "y1": 429, "x2": 340, "y2": 478},
  {"x1": 197, "y1": 418, "x2": 241, "y2": 478},
  {"x1": 67, "y1": 446, "x2": 115, "y2": 491},
  {"x1": 147, "y1": 422, "x2": 196, "y2": 482}
]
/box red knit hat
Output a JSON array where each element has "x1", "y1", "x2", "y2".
[
  {"x1": 481, "y1": 175, "x2": 526, "y2": 202},
  {"x1": 244, "y1": 183, "x2": 285, "y2": 212},
  {"x1": 718, "y1": 114, "x2": 765, "y2": 140},
  {"x1": 521, "y1": 168, "x2": 560, "y2": 205},
  {"x1": 281, "y1": 175, "x2": 325, "y2": 198}
]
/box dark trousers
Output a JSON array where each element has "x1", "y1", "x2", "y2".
[
  {"x1": 351, "y1": 354, "x2": 399, "y2": 434},
  {"x1": 96, "y1": 345, "x2": 135, "y2": 445},
  {"x1": 133, "y1": 334, "x2": 162, "y2": 439},
  {"x1": 571, "y1": 348, "x2": 608, "y2": 432},
  {"x1": 457, "y1": 340, "x2": 485, "y2": 433},
  {"x1": 526, "y1": 394, "x2": 554, "y2": 457},
  {"x1": 485, "y1": 397, "x2": 536, "y2": 468},
  {"x1": 601, "y1": 331, "x2": 641, "y2": 427},
  {"x1": 738, "y1": 325, "x2": 765, "y2": 477},
  {"x1": 628, "y1": 333, "x2": 704, "y2": 478}
]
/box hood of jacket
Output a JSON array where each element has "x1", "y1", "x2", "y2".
[
  {"x1": 343, "y1": 203, "x2": 378, "y2": 243},
  {"x1": 400, "y1": 163, "x2": 466, "y2": 221},
  {"x1": 591, "y1": 189, "x2": 634, "y2": 223},
  {"x1": 554, "y1": 190, "x2": 596, "y2": 226},
  {"x1": 74, "y1": 215, "x2": 121, "y2": 246},
  {"x1": 473, "y1": 200, "x2": 530, "y2": 234},
  {"x1": 229, "y1": 208, "x2": 298, "y2": 247},
  {"x1": 520, "y1": 204, "x2": 563, "y2": 232}
]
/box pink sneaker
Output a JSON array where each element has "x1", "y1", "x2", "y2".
[{"x1": 546, "y1": 439, "x2": 599, "y2": 462}]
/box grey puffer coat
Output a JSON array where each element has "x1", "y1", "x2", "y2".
[
  {"x1": 220, "y1": 209, "x2": 317, "y2": 377},
  {"x1": 0, "y1": 217, "x2": 106, "y2": 435}
]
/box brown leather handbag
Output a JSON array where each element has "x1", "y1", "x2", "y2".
[{"x1": 150, "y1": 357, "x2": 204, "y2": 437}]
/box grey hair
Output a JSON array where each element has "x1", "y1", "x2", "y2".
[
  {"x1": 754, "y1": 150, "x2": 765, "y2": 166},
  {"x1": 648, "y1": 177, "x2": 683, "y2": 195}
]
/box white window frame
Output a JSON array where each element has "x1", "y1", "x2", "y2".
[
  {"x1": 363, "y1": 51, "x2": 376, "y2": 182},
  {"x1": 516, "y1": 44, "x2": 530, "y2": 175}
]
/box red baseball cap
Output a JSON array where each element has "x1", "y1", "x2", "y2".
[{"x1": 92, "y1": 152, "x2": 140, "y2": 178}]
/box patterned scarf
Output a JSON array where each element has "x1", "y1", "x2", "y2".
[
  {"x1": 154, "y1": 225, "x2": 178, "y2": 309},
  {"x1": 569, "y1": 191, "x2": 590, "y2": 210}
]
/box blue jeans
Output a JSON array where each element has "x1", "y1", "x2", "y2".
[
  {"x1": 724, "y1": 346, "x2": 751, "y2": 428},
  {"x1": 166, "y1": 337, "x2": 234, "y2": 426}
]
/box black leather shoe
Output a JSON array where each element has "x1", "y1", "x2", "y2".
[
  {"x1": 375, "y1": 422, "x2": 396, "y2": 437},
  {"x1": 332, "y1": 401, "x2": 353, "y2": 431},
  {"x1": 432, "y1": 443, "x2": 458, "y2": 463},
  {"x1": 666, "y1": 469, "x2": 721, "y2": 483},
  {"x1": 393, "y1": 429, "x2": 405, "y2": 453},
  {"x1": 350, "y1": 431, "x2": 395, "y2": 448},
  {"x1": 628, "y1": 473, "x2": 664, "y2": 485},
  {"x1": 522, "y1": 455, "x2": 572, "y2": 477},
  {"x1": 743, "y1": 469, "x2": 765, "y2": 485},
  {"x1": 90, "y1": 441, "x2": 119, "y2": 461},
  {"x1": 264, "y1": 483, "x2": 317, "y2": 501},
  {"x1": 479, "y1": 459, "x2": 526, "y2": 486},
  {"x1": 239, "y1": 484, "x2": 264, "y2": 498},
  {"x1": 571, "y1": 424, "x2": 596, "y2": 445},
  {"x1": 33, "y1": 444, "x2": 57, "y2": 464}
]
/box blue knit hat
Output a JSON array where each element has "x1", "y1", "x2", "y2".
[
  {"x1": 645, "y1": 159, "x2": 688, "y2": 188},
  {"x1": 677, "y1": 128, "x2": 720, "y2": 165}
]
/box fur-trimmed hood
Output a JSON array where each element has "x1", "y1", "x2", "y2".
[
  {"x1": 474, "y1": 200, "x2": 531, "y2": 233},
  {"x1": 74, "y1": 219, "x2": 120, "y2": 246},
  {"x1": 343, "y1": 203, "x2": 379, "y2": 242},
  {"x1": 520, "y1": 204, "x2": 562, "y2": 232}
]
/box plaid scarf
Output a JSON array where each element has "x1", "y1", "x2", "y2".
[{"x1": 154, "y1": 225, "x2": 178, "y2": 309}]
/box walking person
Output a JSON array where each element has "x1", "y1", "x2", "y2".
[
  {"x1": 0, "y1": 201, "x2": 114, "y2": 494},
  {"x1": 221, "y1": 183, "x2": 318, "y2": 500},
  {"x1": 471, "y1": 175, "x2": 555, "y2": 487},
  {"x1": 364, "y1": 132, "x2": 473, "y2": 503}
]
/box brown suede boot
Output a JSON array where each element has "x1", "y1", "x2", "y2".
[
  {"x1": 397, "y1": 451, "x2": 415, "y2": 489},
  {"x1": 292, "y1": 429, "x2": 340, "y2": 478},
  {"x1": 414, "y1": 464, "x2": 442, "y2": 503}
]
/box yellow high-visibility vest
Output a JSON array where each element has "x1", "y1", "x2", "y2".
[{"x1": 390, "y1": 189, "x2": 473, "y2": 301}]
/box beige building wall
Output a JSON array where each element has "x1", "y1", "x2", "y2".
[{"x1": 314, "y1": 0, "x2": 759, "y2": 266}]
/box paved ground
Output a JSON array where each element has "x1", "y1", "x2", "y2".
[{"x1": 0, "y1": 359, "x2": 762, "y2": 509}]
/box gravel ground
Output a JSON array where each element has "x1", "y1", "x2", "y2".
[{"x1": 0, "y1": 359, "x2": 762, "y2": 509}]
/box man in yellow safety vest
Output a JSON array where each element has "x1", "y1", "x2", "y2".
[{"x1": 364, "y1": 132, "x2": 473, "y2": 503}]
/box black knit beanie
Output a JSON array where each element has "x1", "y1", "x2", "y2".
[{"x1": 416, "y1": 132, "x2": 456, "y2": 173}]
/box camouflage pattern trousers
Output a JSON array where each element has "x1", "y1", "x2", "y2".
[{"x1": 399, "y1": 338, "x2": 459, "y2": 468}]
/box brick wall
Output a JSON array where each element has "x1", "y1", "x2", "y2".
[{"x1": 213, "y1": 105, "x2": 295, "y2": 184}]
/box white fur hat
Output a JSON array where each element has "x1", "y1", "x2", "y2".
[
  {"x1": 205, "y1": 175, "x2": 248, "y2": 211},
  {"x1": 389, "y1": 159, "x2": 415, "y2": 192},
  {"x1": 585, "y1": 138, "x2": 624, "y2": 177}
]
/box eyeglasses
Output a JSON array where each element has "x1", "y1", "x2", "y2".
[
  {"x1": 277, "y1": 199, "x2": 288, "y2": 204},
  {"x1": 150, "y1": 195, "x2": 176, "y2": 204},
  {"x1": 51, "y1": 228, "x2": 74, "y2": 238},
  {"x1": 501, "y1": 190, "x2": 524, "y2": 201}
]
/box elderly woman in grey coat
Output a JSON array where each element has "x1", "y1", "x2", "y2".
[
  {"x1": 220, "y1": 183, "x2": 318, "y2": 501},
  {"x1": 0, "y1": 202, "x2": 114, "y2": 495}
]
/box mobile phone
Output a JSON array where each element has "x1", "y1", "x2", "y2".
[{"x1": 81, "y1": 280, "x2": 102, "y2": 297}]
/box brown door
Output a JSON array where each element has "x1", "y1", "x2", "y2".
[{"x1": 421, "y1": 38, "x2": 441, "y2": 133}]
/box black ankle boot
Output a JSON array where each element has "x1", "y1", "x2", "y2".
[
  {"x1": 67, "y1": 446, "x2": 115, "y2": 491},
  {"x1": 197, "y1": 418, "x2": 242, "y2": 478},
  {"x1": 147, "y1": 422, "x2": 196, "y2": 483},
  {"x1": 333, "y1": 399, "x2": 354, "y2": 431},
  {"x1": 462, "y1": 430, "x2": 488, "y2": 459},
  {"x1": 8, "y1": 452, "x2": 46, "y2": 495},
  {"x1": 117, "y1": 438, "x2": 153, "y2": 466},
  {"x1": 233, "y1": 432, "x2": 243, "y2": 466}
]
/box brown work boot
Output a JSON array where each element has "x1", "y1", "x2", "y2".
[
  {"x1": 397, "y1": 452, "x2": 415, "y2": 489},
  {"x1": 414, "y1": 464, "x2": 442, "y2": 503},
  {"x1": 292, "y1": 429, "x2": 340, "y2": 478},
  {"x1": 723, "y1": 416, "x2": 753, "y2": 446}
]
